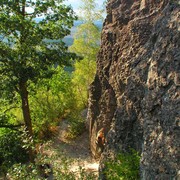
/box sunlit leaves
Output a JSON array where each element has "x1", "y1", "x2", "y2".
[
  {"x1": 0, "y1": 0, "x2": 77, "y2": 98},
  {"x1": 68, "y1": 0, "x2": 102, "y2": 108},
  {"x1": 78, "y1": 0, "x2": 104, "y2": 22}
]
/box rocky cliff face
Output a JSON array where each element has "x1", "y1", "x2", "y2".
[{"x1": 87, "y1": 0, "x2": 180, "y2": 179}]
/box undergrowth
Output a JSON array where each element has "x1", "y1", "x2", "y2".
[
  {"x1": 7, "y1": 149, "x2": 97, "y2": 180},
  {"x1": 105, "y1": 149, "x2": 140, "y2": 180}
]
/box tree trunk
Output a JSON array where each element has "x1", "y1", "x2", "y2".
[
  {"x1": 19, "y1": 81, "x2": 34, "y2": 163},
  {"x1": 19, "y1": 81, "x2": 33, "y2": 135}
]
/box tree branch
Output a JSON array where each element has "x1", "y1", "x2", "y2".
[
  {"x1": 4, "y1": 106, "x2": 19, "y2": 114},
  {"x1": 0, "y1": 123, "x2": 24, "y2": 129}
]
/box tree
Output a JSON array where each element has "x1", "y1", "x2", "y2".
[
  {"x1": 71, "y1": 57, "x2": 97, "y2": 107},
  {"x1": 69, "y1": 23, "x2": 100, "y2": 107},
  {"x1": 0, "y1": 0, "x2": 76, "y2": 161},
  {"x1": 69, "y1": 0, "x2": 103, "y2": 107},
  {"x1": 30, "y1": 66, "x2": 77, "y2": 139},
  {"x1": 78, "y1": 0, "x2": 104, "y2": 23},
  {"x1": 69, "y1": 23, "x2": 100, "y2": 60}
]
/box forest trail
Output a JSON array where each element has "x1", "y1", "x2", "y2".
[{"x1": 43, "y1": 120, "x2": 99, "y2": 178}]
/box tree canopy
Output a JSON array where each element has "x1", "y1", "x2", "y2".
[
  {"x1": 0, "y1": 0, "x2": 76, "y2": 91},
  {"x1": 78, "y1": 0, "x2": 104, "y2": 22},
  {"x1": 0, "y1": 0, "x2": 77, "y2": 161},
  {"x1": 69, "y1": 0, "x2": 102, "y2": 107}
]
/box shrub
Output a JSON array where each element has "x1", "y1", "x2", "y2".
[
  {"x1": 65, "y1": 113, "x2": 86, "y2": 139},
  {"x1": 6, "y1": 163, "x2": 38, "y2": 180},
  {"x1": 29, "y1": 66, "x2": 77, "y2": 140},
  {"x1": 0, "y1": 130, "x2": 28, "y2": 174},
  {"x1": 7, "y1": 150, "x2": 97, "y2": 180},
  {"x1": 72, "y1": 58, "x2": 96, "y2": 109},
  {"x1": 105, "y1": 149, "x2": 140, "y2": 180}
]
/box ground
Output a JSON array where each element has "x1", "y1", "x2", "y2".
[{"x1": 42, "y1": 120, "x2": 99, "y2": 179}]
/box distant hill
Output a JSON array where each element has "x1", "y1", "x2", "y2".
[{"x1": 35, "y1": 18, "x2": 103, "y2": 46}]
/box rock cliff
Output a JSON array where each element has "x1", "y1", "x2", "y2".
[{"x1": 87, "y1": 0, "x2": 180, "y2": 179}]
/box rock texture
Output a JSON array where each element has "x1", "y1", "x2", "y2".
[{"x1": 87, "y1": 0, "x2": 180, "y2": 179}]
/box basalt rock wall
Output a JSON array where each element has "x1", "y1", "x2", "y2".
[{"x1": 87, "y1": 0, "x2": 180, "y2": 179}]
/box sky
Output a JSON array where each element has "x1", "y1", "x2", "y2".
[
  {"x1": 26, "y1": 0, "x2": 106, "y2": 20},
  {"x1": 64, "y1": 0, "x2": 105, "y2": 15}
]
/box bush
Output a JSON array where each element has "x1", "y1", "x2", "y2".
[
  {"x1": 72, "y1": 58, "x2": 96, "y2": 109},
  {"x1": 105, "y1": 149, "x2": 140, "y2": 180},
  {"x1": 7, "y1": 163, "x2": 38, "y2": 180},
  {"x1": 65, "y1": 113, "x2": 86, "y2": 139},
  {"x1": 7, "y1": 150, "x2": 97, "y2": 180},
  {"x1": 29, "y1": 66, "x2": 78, "y2": 140},
  {"x1": 0, "y1": 130, "x2": 28, "y2": 174}
]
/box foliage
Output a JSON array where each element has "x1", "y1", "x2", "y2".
[
  {"x1": 69, "y1": 23, "x2": 100, "y2": 108},
  {"x1": 0, "y1": 0, "x2": 103, "y2": 173},
  {"x1": 68, "y1": 0, "x2": 102, "y2": 109},
  {"x1": 7, "y1": 163, "x2": 39, "y2": 180},
  {"x1": 69, "y1": 21, "x2": 100, "y2": 107},
  {"x1": 0, "y1": 98, "x2": 24, "y2": 131},
  {"x1": 0, "y1": 0, "x2": 77, "y2": 139},
  {"x1": 7, "y1": 147, "x2": 97, "y2": 180},
  {"x1": 78, "y1": 0, "x2": 104, "y2": 22},
  {"x1": 65, "y1": 113, "x2": 86, "y2": 139},
  {"x1": 105, "y1": 149, "x2": 140, "y2": 180},
  {"x1": 72, "y1": 58, "x2": 96, "y2": 108},
  {"x1": 29, "y1": 66, "x2": 78, "y2": 139},
  {"x1": 69, "y1": 23, "x2": 100, "y2": 58},
  {"x1": 0, "y1": 130, "x2": 28, "y2": 174},
  {"x1": 0, "y1": 0, "x2": 76, "y2": 96}
]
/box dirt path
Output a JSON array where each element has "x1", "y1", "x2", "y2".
[{"x1": 43, "y1": 120, "x2": 99, "y2": 178}]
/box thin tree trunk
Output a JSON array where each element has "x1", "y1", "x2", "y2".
[
  {"x1": 19, "y1": 81, "x2": 34, "y2": 163},
  {"x1": 19, "y1": 81, "x2": 33, "y2": 135},
  {"x1": 18, "y1": 1, "x2": 35, "y2": 163}
]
